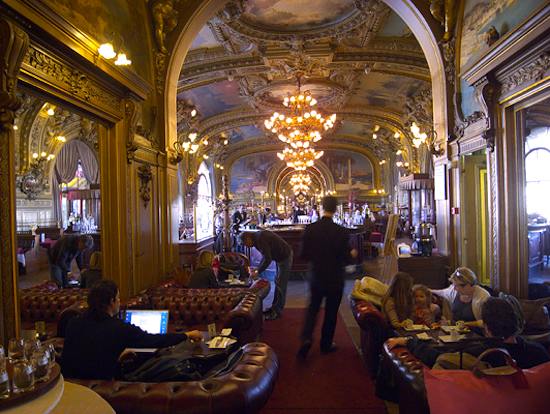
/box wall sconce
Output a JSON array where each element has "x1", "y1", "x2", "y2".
[
  {"x1": 98, "y1": 36, "x2": 132, "y2": 66},
  {"x1": 410, "y1": 122, "x2": 443, "y2": 156}
]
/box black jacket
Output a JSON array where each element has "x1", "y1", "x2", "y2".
[
  {"x1": 254, "y1": 230, "x2": 292, "y2": 273},
  {"x1": 49, "y1": 235, "x2": 84, "y2": 272},
  {"x1": 302, "y1": 216, "x2": 351, "y2": 288},
  {"x1": 61, "y1": 312, "x2": 187, "y2": 379}
]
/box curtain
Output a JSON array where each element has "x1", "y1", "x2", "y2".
[
  {"x1": 54, "y1": 140, "x2": 80, "y2": 184},
  {"x1": 52, "y1": 139, "x2": 100, "y2": 222},
  {"x1": 75, "y1": 140, "x2": 99, "y2": 185}
]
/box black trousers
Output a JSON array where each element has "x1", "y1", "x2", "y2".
[{"x1": 301, "y1": 283, "x2": 343, "y2": 350}]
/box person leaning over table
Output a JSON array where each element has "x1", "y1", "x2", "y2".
[
  {"x1": 61, "y1": 280, "x2": 203, "y2": 380},
  {"x1": 386, "y1": 297, "x2": 550, "y2": 369},
  {"x1": 431, "y1": 266, "x2": 490, "y2": 328}
]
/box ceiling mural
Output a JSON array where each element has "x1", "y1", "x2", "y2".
[
  {"x1": 178, "y1": 80, "x2": 244, "y2": 118},
  {"x1": 242, "y1": 0, "x2": 356, "y2": 31},
  {"x1": 44, "y1": 0, "x2": 153, "y2": 82},
  {"x1": 191, "y1": 25, "x2": 222, "y2": 49},
  {"x1": 177, "y1": 0, "x2": 432, "y2": 183},
  {"x1": 460, "y1": 0, "x2": 547, "y2": 71}
]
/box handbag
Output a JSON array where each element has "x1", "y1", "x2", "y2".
[{"x1": 425, "y1": 348, "x2": 550, "y2": 414}]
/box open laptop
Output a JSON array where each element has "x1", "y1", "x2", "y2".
[{"x1": 124, "y1": 310, "x2": 169, "y2": 334}]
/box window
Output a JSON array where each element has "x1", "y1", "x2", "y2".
[{"x1": 525, "y1": 127, "x2": 550, "y2": 220}]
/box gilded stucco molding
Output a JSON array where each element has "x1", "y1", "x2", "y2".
[
  {"x1": 21, "y1": 44, "x2": 122, "y2": 118},
  {"x1": 499, "y1": 52, "x2": 550, "y2": 95},
  {"x1": 137, "y1": 163, "x2": 153, "y2": 207},
  {"x1": 0, "y1": 16, "x2": 29, "y2": 343}
]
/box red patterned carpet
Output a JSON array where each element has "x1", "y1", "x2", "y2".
[{"x1": 260, "y1": 308, "x2": 385, "y2": 414}]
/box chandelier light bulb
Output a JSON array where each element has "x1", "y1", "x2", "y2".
[
  {"x1": 46, "y1": 108, "x2": 55, "y2": 116},
  {"x1": 40, "y1": 151, "x2": 47, "y2": 158},
  {"x1": 191, "y1": 109, "x2": 197, "y2": 117},
  {"x1": 32, "y1": 153, "x2": 38, "y2": 159},
  {"x1": 188, "y1": 132, "x2": 197, "y2": 142},
  {"x1": 394, "y1": 131, "x2": 400, "y2": 139}
]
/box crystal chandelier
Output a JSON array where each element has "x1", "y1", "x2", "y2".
[
  {"x1": 265, "y1": 87, "x2": 335, "y2": 170},
  {"x1": 290, "y1": 172, "x2": 312, "y2": 195},
  {"x1": 264, "y1": 91, "x2": 336, "y2": 142},
  {"x1": 277, "y1": 147, "x2": 324, "y2": 171}
]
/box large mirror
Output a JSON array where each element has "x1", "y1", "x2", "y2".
[{"x1": 15, "y1": 92, "x2": 101, "y2": 289}]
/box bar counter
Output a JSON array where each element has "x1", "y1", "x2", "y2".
[{"x1": 249, "y1": 224, "x2": 365, "y2": 273}]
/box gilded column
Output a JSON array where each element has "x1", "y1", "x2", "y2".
[{"x1": 0, "y1": 17, "x2": 29, "y2": 344}]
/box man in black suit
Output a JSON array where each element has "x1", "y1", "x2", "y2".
[{"x1": 298, "y1": 196, "x2": 356, "y2": 358}]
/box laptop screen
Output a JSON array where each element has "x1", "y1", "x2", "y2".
[{"x1": 124, "y1": 310, "x2": 169, "y2": 334}]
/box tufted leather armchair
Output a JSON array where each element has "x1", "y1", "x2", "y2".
[
  {"x1": 350, "y1": 297, "x2": 391, "y2": 377},
  {"x1": 66, "y1": 342, "x2": 278, "y2": 414},
  {"x1": 128, "y1": 289, "x2": 263, "y2": 345},
  {"x1": 382, "y1": 342, "x2": 429, "y2": 414}
]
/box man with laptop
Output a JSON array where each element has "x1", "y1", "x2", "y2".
[{"x1": 62, "y1": 280, "x2": 203, "y2": 380}]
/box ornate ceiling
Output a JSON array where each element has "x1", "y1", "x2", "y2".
[{"x1": 177, "y1": 0, "x2": 432, "y2": 175}]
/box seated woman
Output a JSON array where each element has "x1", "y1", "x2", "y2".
[
  {"x1": 188, "y1": 251, "x2": 219, "y2": 288},
  {"x1": 412, "y1": 284, "x2": 441, "y2": 326},
  {"x1": 431, "y1": 267, "x2": 490, "y2": 328},
  {"x1": 387, "y1": 297, "x2": 550, "y2": 369},
  {"x1": 382, "y1": 272, "x2": 414, "y2": 329}
]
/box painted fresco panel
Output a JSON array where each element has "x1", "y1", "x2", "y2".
[
  {"x1": 45, "y1": 0, "x2": 153, "y2": 82},
  {"x1": 323, "y1": 150, "x2": 373, "y2": 190},
  {"x1": 243, "y1": 0, "x2": 355, "y2": 31},
  {"x1": 460, "y1": 0, "x2": 546, "y2": 71},
  {"x1": 230, "y1": 152, "x2": 278, "y2": 194},
  {"x1": 178, "y1": 81, "x2": 245, "y2": 118},
  {"x1": 227, "y1": 125, "x2": 264, "y2": 144},
  {"x1": 348, "y1": 73, "x2": 427, "y2": 111}
]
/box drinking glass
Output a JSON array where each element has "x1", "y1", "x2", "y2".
[
  {"x1": 45, "y1": 343, "x2": 56, "y2": 368},
  {"x1": 24, "y1": 339, "x2": 41, "y2": 360},
  {"x1": 8, "y1": 338, "x2": 25, "y2": 362},
  {"x1": 0, "y1": 357, "x2": 9, "y2": 399},
  {"x1": 11, "y1": 360, "x2": 34, "y2": 393},
  {"x1": 32, "y1": 350, "x2": 50, "y2": 382}
]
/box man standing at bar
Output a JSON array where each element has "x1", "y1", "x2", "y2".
[
  {"x1": 298, "y1": 195, "x2": 356, "y2": 358},
  {"x1": 241, "y1": 230, "x2": 293, "y2": 320}
]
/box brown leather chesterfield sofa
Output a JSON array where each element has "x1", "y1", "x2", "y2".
[
  {"x1": 63, "y1": 341, "x2": 279, "y2": 414},
  {"x1": 125, "y1": 288, "x2": 263, "y2": 345},
  {"x1": 53, "y1": 298, "x2": 278, "y2": 414},
  {"x1": 20, "y1": 282, "x2": 88, "y2": 335},
  {"x1": 350, "y1": 297, "x2": 390, "y2": 376},
  {"x1": 381, "y1": 342, "x2": 429, "y2": 414}
]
